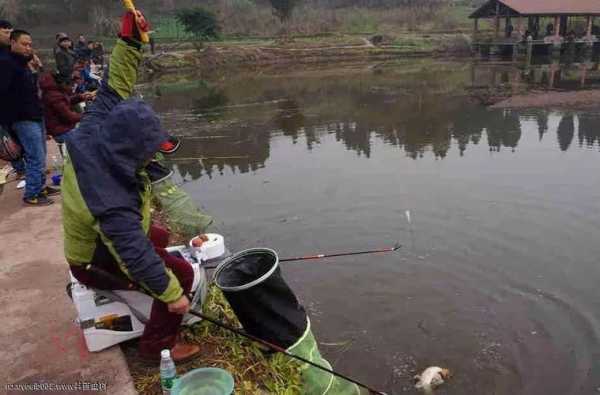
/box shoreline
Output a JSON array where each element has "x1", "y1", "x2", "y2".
[{"x1": 140, "y1": 34, "x2": 472, "y2": 75}]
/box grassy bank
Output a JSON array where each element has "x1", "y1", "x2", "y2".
[
  {"x1": 126, "y1": 285, "x2": 302, "y2": 394},
  {"x1": 143, "y1": 32, "x2": 473, "y2": 75}
]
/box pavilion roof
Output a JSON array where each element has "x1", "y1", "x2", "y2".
[{"x1": 470, "y1": 0, "x2": 600, "y2": 18}]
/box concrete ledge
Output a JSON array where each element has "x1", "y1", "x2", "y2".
[{"x1": 0, "y1": 144, "x2": 137, "y2": 395}]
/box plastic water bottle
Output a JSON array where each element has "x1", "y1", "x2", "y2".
[{"x1": 160, "y1": 349, "x2": 177, "y2": 395}]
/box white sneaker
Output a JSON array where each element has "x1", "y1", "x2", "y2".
[{"x1": 16, "y1": 180, "x2": 26, "y2": 189}]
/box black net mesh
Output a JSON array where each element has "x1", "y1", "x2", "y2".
[{"x1": 215, "y1": 249, "x2": 307, "y2": 349}]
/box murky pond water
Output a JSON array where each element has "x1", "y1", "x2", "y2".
[{"x1": 145, "y1": 60, "x2": 600, "y2": 395}]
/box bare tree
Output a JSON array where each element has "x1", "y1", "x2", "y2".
[{"x1": 0, "y1": 0, "x2": 20, "y2": 22}]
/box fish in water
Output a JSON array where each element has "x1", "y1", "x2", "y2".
[{"x1": 414, "y1": 366, "x2": 451, "y2": 393}]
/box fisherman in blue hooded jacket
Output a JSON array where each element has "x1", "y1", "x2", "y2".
[{"x1": 62, "y1": 9, "x2": 202, "y2": 362}]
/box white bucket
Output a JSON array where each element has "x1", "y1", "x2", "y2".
[{"x1": 189, "y1": 233, "x2": 226, "y2": 262}]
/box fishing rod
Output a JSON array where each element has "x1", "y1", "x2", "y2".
[
  {"x1": 203, "y1": 243, "x2": 402, "y2": 270},
  {"x1": 84, "y1": 265, "x2": 388, "y2": 395},
  {"x1": 186, "y1": 309, "x2": 387, "y2": 395}
]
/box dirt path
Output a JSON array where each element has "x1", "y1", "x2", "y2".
[{"x1": 0, "y1": 143, "x2": 136, "y2": 394}]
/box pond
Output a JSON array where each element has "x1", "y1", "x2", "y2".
[{"x1": 145, "y1": 59, "x2": 600, "y2": 395}]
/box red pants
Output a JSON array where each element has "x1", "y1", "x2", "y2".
[{"x1": 70, "y1": 224, "x2": 194, "y2": 358}]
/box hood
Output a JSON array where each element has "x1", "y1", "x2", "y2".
[
  {"x1": 66, "y1": 99, "x2": 167, "y2": 216},
  {"x1": 39, "y1": 72, "x2": 60, "y2": 92}
]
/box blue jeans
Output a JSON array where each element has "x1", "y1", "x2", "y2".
[
  {"x1": 11, "y1": 121, "x2": 47, "y2": 199},
  {"x1": 53, "y1": 129, "x2": 73, "y2": 144},
  {"x1": 11, "y1": 158, "x2": 25, "y2": 174},
  {"x1": 54, "y1": 129, "x2": 74, "y2": 158}
]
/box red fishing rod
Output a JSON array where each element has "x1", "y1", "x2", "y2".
[
  {"x1": 84, "y1": 265, "x2": 388, "y2": 395},
  {"x1": 204, "y1": 242, "x2": 402, "y2": 270}
]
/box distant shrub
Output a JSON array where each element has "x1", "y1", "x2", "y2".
[
  {"x1": 175, "y1": 8, "x2": 220, "y2": 40},
  {"x1": 270, "y1": 0, "x2": 298, "y2": 23}
]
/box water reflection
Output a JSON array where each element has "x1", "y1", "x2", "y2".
[
  {"x1": 578, "y1": 113, "x2": 600, "y2": 147},
  {"x1": 144, "y1": 62, "x2": 600, "y2": 394},
  {"x1": 146, "y1": 62, "x2": 600, "y2": 181},
  {"x1": 472, "y1": 60, "x2": 600, "y2": 90}
]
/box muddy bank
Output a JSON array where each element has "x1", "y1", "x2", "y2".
[
  {"x1": 490, "y1": 89, "x2": 600, "y2": 110},
  {"x1": 143, "y1": 35, "x2": 472, "y2": 75}
]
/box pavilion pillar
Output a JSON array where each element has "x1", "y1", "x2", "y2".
[
  {"x1": 586, "y1": 16, "x2": 594, "y2": 39},
  {"x1": 581, "y1": 65, "x2": 588, "y2": 87},
  {"x1": 473, "y1": 18, "x2": 479, "y2": 36},
  {"x1": 517, "y1": 16, "x2": 524, "y2": 37},
  {"x1": 554, "y1": 16, "x2": 561, "y2": 38},
  {"x1": 528, "y1": 16, "x2": 535, "y2": 31},
  {"x1": 560, "y1": 15, "x2": 568, "y2": 36},
  {"x1": 494, "y1": 2, "x2": 501, "y2": 38}
]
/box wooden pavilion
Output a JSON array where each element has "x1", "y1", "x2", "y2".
[{"x1": 470, "y1": 0, "x2": 600, "y2": 46}]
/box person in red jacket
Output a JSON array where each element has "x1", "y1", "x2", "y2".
[{"x1": 39, "y1": 72, "x2": 95, "y2": 145}]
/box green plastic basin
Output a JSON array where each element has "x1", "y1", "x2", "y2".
[{"x1": 171, "y1": 368, "x2": 234, "y2": 395}]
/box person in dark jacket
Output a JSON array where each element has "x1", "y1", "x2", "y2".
[
  {"x1": 55, "y1": 36, "x2": 76, "y2": 78},
  {"x1": 0, "y1": 19, "x2": 11, "y2": 49},
  {"x1": 0, "y1": 19, "x2": 25, "y2": 178},
  {"x1": 63, "y1": 9, "x2": 200, "y2": 362},
  {"x1": 39, "y1": 72, "x2": 95, "y2": 144},
  {"x1": 52, "y1": 32, "x2": 67, "y2": 58},
  {"x1": 75, "y1": 35, "x2": 92, "y2": 60},
  {"x1": 1, "y1": 29, "x2": 59, "y2": 205},
  {"x1": 91, "y1": 41, "x2": 105, "y2": 67},
  {"x1": 0, "y1": 21, "x2": 15, "y2": 129}
]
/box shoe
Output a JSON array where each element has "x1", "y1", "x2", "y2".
[
  {"x1": 23, "y1": 195, "x2": 54, "y2": 206},
  {"x1": 170, "y1": 341, "x2": 201, "y2": 363},
  {"x1": 41, "y1": 185, "x2": 61, "y2": 197},
  {"x1": 138, "y1": 341, "x2": 201, "y2": 363},
  {"x1": 159, "y1": 136, "x2": 181, "y2": 154},
  {"x1": 16, "y1": 180, "x2": 26, "y2": 189}
]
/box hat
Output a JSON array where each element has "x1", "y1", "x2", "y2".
[{"x1": 0, "y1": 20, "x2": 13, "y2": 30}]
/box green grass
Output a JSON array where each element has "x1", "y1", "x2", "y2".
[
  {"x1": 344, "y1": 11, "x2": 379, "y2": 34},
  {"x1": 129, "y1": 285, "x2": 302, "y2": 394}
]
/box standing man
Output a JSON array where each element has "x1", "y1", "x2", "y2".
[
  {"x1": 53, "y1": 32, "x2": 68, "y2": 58},
  {"x1": 0, "y1": 19, "x2": 25, "y2": 179},
  {"x1": 2, "y1": 29, "x2": 59, "y2": 205},
  {"x1": 75, "y1": 35, "x2": 91, "y2": 59},
  {"x1": 0, "y1": 19, "x2": 11, "y2": 51},
  {"x1": 55, "y1": 36, "x2": 76, "y2": 78}
]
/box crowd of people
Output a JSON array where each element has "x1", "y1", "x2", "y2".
[
  {"x1": 0, "y1": 20, "x2": 177, "y2": 206},
  {"x1": 0, "y1": 21, "x2": 102, "y2": 205},
  {"x1": 1, "y1": 6, "x2": 200, "y2": 363}
]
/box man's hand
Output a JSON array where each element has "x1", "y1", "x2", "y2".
[
  {"x1": 168, "y1": 295, "x2": 190, "y2": 315},
  {"x1": 82, "y1": 91, "x2": 96, "y2": 101},
  {"x1": 28, "y1": 54, "x2": 43, "y2": 72},
  {"x1": 120, "y1": 10, "x2": 150, "y2": 43}
]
